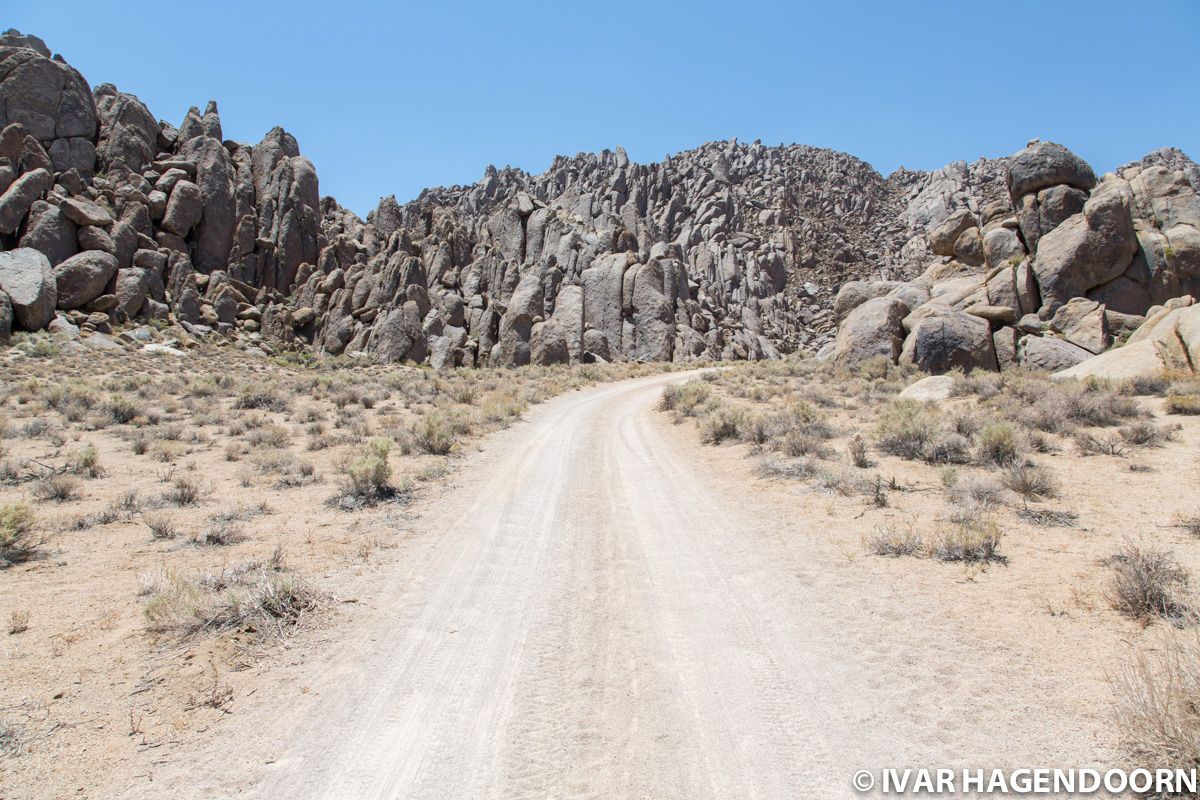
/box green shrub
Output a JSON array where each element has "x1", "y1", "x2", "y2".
[
  {"x1": 0, "y1": 504, "x2": 38, "y2": 566},
  {"x1": 976, "y1": 422, "x2": 1021, "y2": 466}
]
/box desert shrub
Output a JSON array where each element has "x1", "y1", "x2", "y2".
[
  {"x1": 757, "y1": 457, "x2": 818, "y2": 480},
  {"x1": 233, "y1": 386, "x2": 290, "y2": 413},
  {"x1": 246, "y1": 424, "x2": 292, "y2": 449},
  {"x1": 70, "y1": 444, "x2": 103, "y2": 478},
  {"x1": 32, "y1": 474, "x2": 79, "y2": 503},
  {"x1": 338, "y1": 438, "x2": 395, "y2": 500},
  {"x1": 930, "y1": 517, "x2": 1004, "y2": 563},
  {"x1": 700, "y1": 405, "x2": 748, "y2": 444},
  {"x1": 660, "y1": 382, "x2": 712, "y2": 418},
  {"x1": 1000, "y1": 462, "x2": 1058, "y2": 502},
  {"x1": 143, "y1": 512, "x2": 178, "y2": 540},
  {"x1": 191, "y1": 521, "x2": 246, "y2": 547},
  {"x1": 1108, "y1": 541, "x2": 1192, "y2": 622},
  {"x1": 1166, "y1": 394, "x2": 1200, "y2": 415},
  {"x1": 1175, "y1": 511, "x2": 1200, "y2": 537},
  {"x1": 143, "y1": 562, "x2": 317, "y2": 637},
  {"x1": 1075, "y1": 431, "x2": 1128, "y2": 457},
  {"x1": 104, "y1": 394, "x2": 142, "y2": 424},
  {"x1": 925, "y1": 432, "x2": 972, "y2": 465},
  {"x1": 946, "y1": 473, "x2": 1006, "y2": 519},
  {"x1": 0, "y1": 504, "x2": 38, "y2": 566},
  {"x1": 848, "y1": 435, "x2": 873, "y2": 468},
  {"x1": 411, "y1": 413, "x2": 459, "y2": 455},
  {"x1": 1115, "y1": 632, "x2": 1200, "y2": 778},
  {"x1": 865, "y1": 525, "x2": 923, "y2": 557},
  {"x1": 1119, "y1": 421, "x2": 1172, "y2": 447},
  {"x1": 875, "y1": 400, "x2": 937, "y2": 460},
  {"x1": 164, "y1": 475, "x2": 202, "y2": 506},
  {"x1": 976, "y1": 422, "x2": 1021, "y2": 466},
  {"x1": 782, "y1": 430, "x2": 831, "y2": 459}
]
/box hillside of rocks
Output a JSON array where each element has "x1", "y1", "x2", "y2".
[
  {"x1": 0, "y1": 28, "x2": 1195, "y2": 370},
  {"x1": 830, "y1": 139, "x2": 1200, "y2": 379}
]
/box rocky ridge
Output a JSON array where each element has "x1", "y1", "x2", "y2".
[
  {"x1": 830, "y1": 138, "x2": 1200, "y2": 378},
  {"x1": 0, "y1": 28, "x2": 1195, "y2": 371}
]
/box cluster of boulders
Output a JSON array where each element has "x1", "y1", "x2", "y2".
[
  {"x1": 1, "y1": 29, "x2": 1197, "y2": 373},
  {"x1": 0, "y1": 30, "x2": 318, "y2": 347},
  {"x1": 830, "y1": 139, "x2": 1200, "y2": 375}
]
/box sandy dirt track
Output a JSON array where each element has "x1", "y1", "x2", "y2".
[{"x1": 151, "y1": 370, "x2": 1116, "y2": 799}]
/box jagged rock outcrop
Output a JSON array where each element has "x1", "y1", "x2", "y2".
[
  {"x1": 0, "y1": 29, "x2": 1196, "y2": 378},
  {"x1": 830, "y1": 138, "x2": 1200, "y2": 375}
]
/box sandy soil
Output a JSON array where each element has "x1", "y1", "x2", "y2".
[
  {"x1": 0, "y1": 345, "x2": 658, "y2": 799},
  {"x1": 107, "y1": 367, "x2": 1200, "y2": 799}
]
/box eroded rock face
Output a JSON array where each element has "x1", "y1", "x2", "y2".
[
  {"x1": 54, "y1": 250, "x2": 118, "y2": 309},
  {"x1": 0, "y1": 248, "x2": 56, "y2": 330},
  {"x1": 1032, "y1": 179, "x2": 1138, "y2": 314},
  {"x1": 0, "y1": 26, "x2": 1197, "y2": 381},
  {"x1": 833, "y1": 297, "x2": 907, "y2": 366},
  {"x1": 0, "y1": 33, "x2": 97, "y2": 176}
]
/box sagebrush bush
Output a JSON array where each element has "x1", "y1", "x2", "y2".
[
  {"x1": 0, "y1": 504, "x2": 38, "y2": 566},
  {"x1": 411, "y1": 413, "x2": 459, "y2": 455},
  {"x1": 339, "y1": 437, "x2": 394, "y2": 499},
  {"x1": 1116, "y1": 631, "x2": 1200, "y2": 777},
  {"x1": 1109, "y1": 541, "x2": 1192, "y2": 623},
  {"x1": 701, "y1": 405, "x2": 748, "y2": 444},
  {"x1": 865, "y1": 525, "x2": 923, "y2": 557},
  {"x1": 1000, "y1": 462, "x2": 1058, "y2": 502},
  {"x1": 32, "y1": 474, "x2": 79, "y2": 503},
  {"x1": 875, "y1": 400, "x2": 937, "y2": 460},
  {"x1": 976, "y1": 422, "x2": 1021, "y2": 466},
  {"x1": 930, "y1": 518, "x2": 1004, "y2": 563}
]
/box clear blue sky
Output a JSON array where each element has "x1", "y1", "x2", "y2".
[{"x1": 8, "y1": 0, "x2": 1198, "y2": 217}]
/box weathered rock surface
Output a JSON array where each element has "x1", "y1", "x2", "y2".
[
  {"x1": 0, "y1": 247, "x2": 56, "y2": 329},
  {"x1": 0, "y1": 28, "x2": 1196, "y2": 382},
  {"x1": 54, "y1": 250, "x2": 118, "y2": 309}
]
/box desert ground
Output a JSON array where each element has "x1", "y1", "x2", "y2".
[{"x1": 3, "y1": 342, "x2": 1200, "y2": 798}]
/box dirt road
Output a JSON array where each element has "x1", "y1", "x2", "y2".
[{"x1": 158, "y1": 371, "x2": 1115, "y2": 799}]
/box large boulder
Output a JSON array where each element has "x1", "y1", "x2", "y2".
[
  {"x1": 180, "y1": 133, "x2": 235, "y2": 271},
  {"x1": 1032, "y1": 179, "x2": 1138, "y2": 315},
  {"x1": 252, "y1": 127, "x2": 321, "y2": 293},
  {"x1": 626, "y1": 260, "x2": 674, "y2": 361},
  {"x1": 113, "y1": 267, "x2": 150, "y2": 317},
  {"x1": 0, "y1": 166, "x2": 51, "y2": 233},
  {"x1": 0, "y1": 247, "x2": 55, "y2": 330},
  {"x1": 0, "y1": 289, "x2": 11, "y2": 340},
  {"x1": 160, "y1": 179, "x2": 203, "y2": 237},
  {"x1": 1018, "y1": 334, "x2": 1092, "y2": 371},
  {"x1": 581, "y1": 253, "x2": 629, "y2": 355},
  {"x1": 551, "y1": 284, "x2": 584, "y2": 362},
  {"x1": 832, "y1": 297, "x2": 907, "y2": 366},
  {"x1": 530, "y1": 318, "x2": 570, "y2": 365},
  {"x1": 1049, "y1": 297, "x2": 1110, "y2": 354},
  {"x1": 1017, "y1": 184, "x2": 1089, "y2": 253},
  {"x1": 900, "y1": 308, "x2": 998, "y2": 374},
  {"x1": 833, "y1": 280, "x2": 904, "y2": 321},
  {"x1": 372, "y1": 301, "x2": 426, "y2": 364},
  {"x1": 93, "y1": 84, "x2": 158, "y2": 173},
  {"x1": 17, "y1": 199, "x2": 77, "y2": 265},
  {"x1": 54, "y1": 250, "x2": 118, "y2": 309},
  {"x1": 929, "y1": 209, "x2": 977, "y2": 257},
  {"x1": 1006, "y1": 141, "x2": 1097, "y2": 203},
  {"x1": 0, "y1": 36, "x2": 98, "y2": 176}
]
